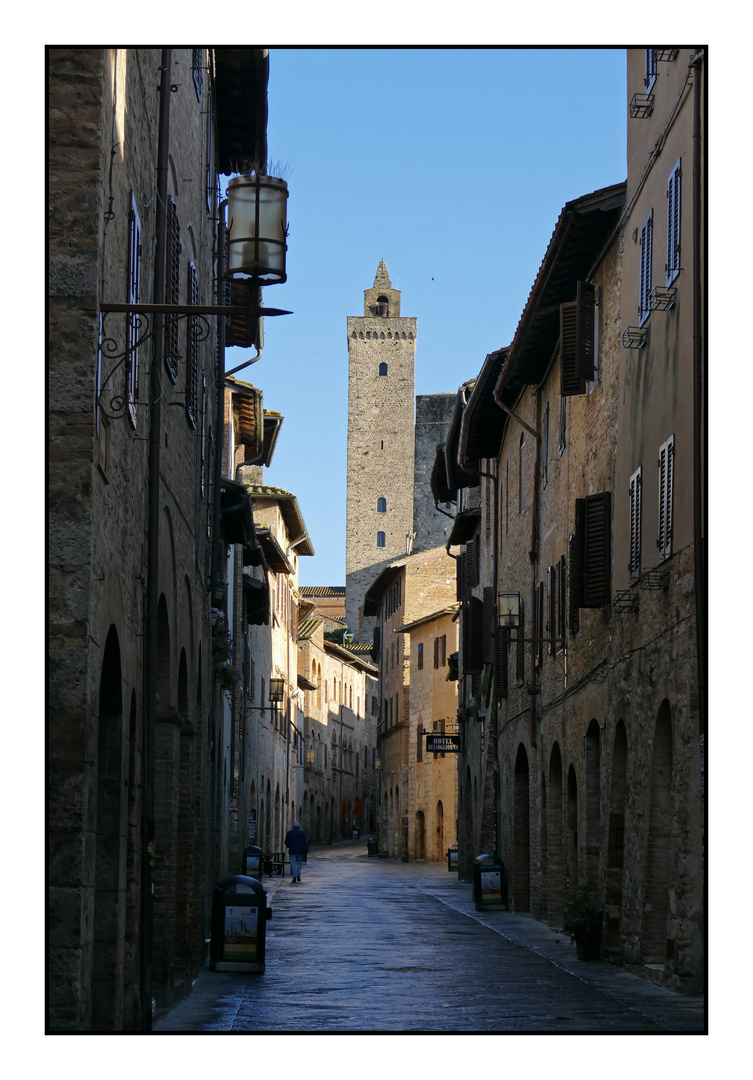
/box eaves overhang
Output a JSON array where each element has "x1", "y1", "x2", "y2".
[
  {"x1": 446, "y1": 507, "x2": 481, "y2": 548},
  {"x1": 363, "y1": 560, "x2": 406, "y2": 617},
  {"x1": 458, "y1": 347, "x2": 509, "y2": 469},
  {"x1": 214, "y1": 48, "x2": 269, "y2": 175},
  {"x1": 430, "y1": 444, "x2": 455, "y2": 505},
  {"x1": 493, "y1": 181, "x2": 626, "y2": 409},
  {"x1": 445, "y1": 381, "x2": 478, "y2": 492}
]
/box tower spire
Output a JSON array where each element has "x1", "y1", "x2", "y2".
[{"x1": 373, "y1": 260, "x2": 392, "y2": 290}]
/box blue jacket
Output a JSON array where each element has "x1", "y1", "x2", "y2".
[{"x1": 284, "y1": 827, "x2": 308, "y2": 855}]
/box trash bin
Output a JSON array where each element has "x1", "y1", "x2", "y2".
[
  {"x1": 210, "y1": 875, "x2": 272, "y2": 973},
  {"x1": 242, "y1": 845, "x2": 263, "y2": 880},
  {"x1": 472, "y1": 854, "x2": 507, "y2": 911},
  {"x1": 367, "y1": 837, "x2": 378, "y2": 857},
  {"x1": 447, "y1": 844, "x2": 458, "y2": 871}
]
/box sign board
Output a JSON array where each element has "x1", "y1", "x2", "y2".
[{"x1": 425, "y1": 733, "x2": 461, "y2": 753}]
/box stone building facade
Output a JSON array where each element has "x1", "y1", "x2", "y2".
[
  {"x1": 397, "y1": 606, "x2": 459, "y2": 862},
  {"x1": 48, "y1": 48, "x2": 276, "y2": 1030},
  {"x1": 297, "y1": 620, "x2": 379, "y2": 844},
  {"x1": 442, "y1": 48, "x2": 705, "y2": 994},
  {"x1": 364, "y1": 545, "x2": 459, "y2": 859}
]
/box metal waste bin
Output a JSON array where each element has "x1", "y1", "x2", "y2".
[
  {"x1": 367, "y1": 837, "x2": 378, "y2": 857},
  {"x1": 447, "y1": 844, "x2": 458, "y2": 871},
  {"x1": 242, "y1": 845, "x2": 263, "y2": 880},
  {"x1": 210, "y1": 875, "x2": 272, "y2": 973},
  {"x1": 472, "y1": 854, "x2": 507, "y2": 911}
]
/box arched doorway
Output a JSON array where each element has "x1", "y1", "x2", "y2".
[
  {"x1": 92, "y1": 625, "x2": 125, "y2": 1030},
  {"x1": 604, "y1": 720, "x2": 628, "y2": 955},
  {"x1": 513, "y1": 745, "x2": 530, "y2": 912},
  {"x1": 641, "y1": 702, "x2": 673, "y2": 965},
  {"x1": 547, "y1": 743, "x2": 564, "y2": 921}
]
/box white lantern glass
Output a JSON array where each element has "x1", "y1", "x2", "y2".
[
  {"x1": 226, "y1": 173, "x2": 288, "y2": 284},
  {"x1": 497, "y1": 591, "x2": 521, "y2": 629}
]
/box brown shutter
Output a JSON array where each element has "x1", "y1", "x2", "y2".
[
  {"x1": 581, "y1": 492, "x2": 612, "y2": 608},
  {"x1": 560, "y1": 302, "x2": 585, "y2": 397},
  {"x1": 516, "y1": 598, "x2": 526, "y2": 683},
  {"x1": 483, "y1": 586, "x2": 495, "y2": 664},
  {"x1": 570, "y1": 501, "x2": 586, "y2": 630},
  {"x1": 575, "y1": 281, "x2": 596, "y2": 381},
  {"x1": 165, "y1": 196, "x2": 181, "y2": 381},
  {"x1": 186, "y1": 262, "x2": 199, "y2": 427},
  {"x1": 463, "y1": 596, "x2": 484, "y2": 675},
  {"x1": 466, "y1": 537, "x2": 479, "y2": 589},
  {"x1": 495, "y1": 627, "x2": 508, "y2": 699}
]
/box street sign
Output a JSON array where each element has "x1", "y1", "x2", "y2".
[{"x1": 425, "y1": 733, "x2": 461, "y2": 753}]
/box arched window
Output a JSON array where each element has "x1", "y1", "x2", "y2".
[
  {"x1": 377, "y1": 497, "x2": 387, "y2": 513},
  {"x1": 377, "y1": 531, "x2": 386, "y2": 548},
  {"x1": 378, "y1": 362, "x2": 388, "y2": 376},
  {"x1": 519, "y1": 432, "x2": 526, "y2": 513}
]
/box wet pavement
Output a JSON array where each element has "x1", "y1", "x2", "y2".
[{"x1": 154, "y1": 840, "x2": 705, "y2": 1034}]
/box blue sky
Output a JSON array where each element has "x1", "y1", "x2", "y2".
[{"x1": 227, "y1": 48, "x2": 627, "y2": 587}]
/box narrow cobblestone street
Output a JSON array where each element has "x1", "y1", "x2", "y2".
[{"x1": 154, "y1": 841, "x2": 705, "y2": 1034}]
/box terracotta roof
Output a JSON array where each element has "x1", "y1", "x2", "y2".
[
  {"x1": 299, "y1": 586, "x2": 346, "y2": 596},
  {"x1": 245, "y1": 485, "x2": 314, "y2": 556},
  {"x1": 395, "y1": 605, "x2": 460, "y2": 634},
  {"x1": 297, "y1": 615, "x2": 322, "y2": 641}
]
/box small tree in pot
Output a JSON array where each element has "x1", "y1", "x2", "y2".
[{"x1": 562, "y1": 877, "x2": 603, "y2": 961}]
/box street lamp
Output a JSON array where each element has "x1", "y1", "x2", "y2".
[
  {"x1": 497, "y1": 591, "x2": 521, "y2": 629},
  {"x1": 268, "y1": 678, "x2": 285, "y2": 704},
  {"x1": 225, "y1": 172, "x2": 289, "y2": 285}
]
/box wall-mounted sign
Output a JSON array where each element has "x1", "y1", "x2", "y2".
[{"x1": 425, "y1": 733, "x2": 461, "y2": 753}]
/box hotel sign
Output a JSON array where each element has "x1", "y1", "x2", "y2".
[{"x1": 425, "y1": 733, "x2": 461, "y2": 753}]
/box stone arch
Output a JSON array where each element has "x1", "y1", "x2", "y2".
[
  {"x1": 641, "y1": 701, "x2": 673, "y2": 964},
  {"x1": 513, "y1": 745, "x2": 530, "y2": 912},
  {"x1": 567, "y1": 764, "x2": 579, "y2": 896},
  {"x1": 92, "y1": 625, "x2": 126, "y2": 1030},
  {"x1": 604, "y1": 719, "x2": 628, "y2": 955},
  {"x1": 586, "y1": 719, "x2": 601, "y2": 879},
  {"x1": 177, "y1": 648, "x2": 189, "y2": 722},
  {"x1": 274, "y1": 783, "x2": 281, "y2": 851},
  {"x1": 547, "y1": 743, "x2": 564, "y2": 921}
]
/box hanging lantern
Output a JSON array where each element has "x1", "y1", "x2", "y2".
[{"x1": 226, "y1": 172, "x2": 288, "y2": 285}]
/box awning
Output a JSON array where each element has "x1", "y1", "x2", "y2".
[
  {"x1": 242, "y1": 571, "x2": 269, "y2": 626},
  {"x1": 297, "y1": 673, "x2": 318, "y2": 692},
  {"x1": 255, "y1": 527, "x2": 293, "y2": 574},
  {"x1": 447, "y1": 507, "x2": 480, "y2": 547},
  {"x1": 214, "y1": 48, "x2": 269, "y2": 176}
]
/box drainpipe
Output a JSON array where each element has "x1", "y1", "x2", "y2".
[
  {"x1": 141, "y1": 46, "x2": 171, "y2": 1033},
  {"x1": 478, "y1": 463, "x2": 499, "y2": 854},
  {"x1": 691, "y1": 49, "x2": 706, "y2": 738}
]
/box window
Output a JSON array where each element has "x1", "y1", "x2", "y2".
[
  {"x1": 658, "y1": 435, "x2": 674, "y2": 561},
  {"x1": 379, "y1": 362, "x2": 388, "y2": 376},
  {"x1": 558, "y1": 397, "x2": 566, "y2": 455},
  {"x1": 192, "y1": 48, "x2": 204, "y2": 99},
  {"x1": 417, "y1": 643, "x2": 424, "y2": 670},
  {"x1": 126, "y1": 193, "x2": 142, "y2": 427},
  {"x1": 519, "y1": 433, "x2": 525, "y2": 512},
  {"x1": 417, "y1": 723, "x2": 423, "y2": 762},
  {"x1": 644, "y1": 48, "x2": 657, "y2": 93},
  {"x1": 629, "y1": 466, "x2": 642, "y2": 580},
  {"x1": 434, "y1": 635, "x2": 446, "y2": 669},
  {"x1": 666, "y1": 159, "x2": 682, "y2": 286},
  {"x1": 542, "y1": 402, "x2": 549, "y2": 488},
  {"x1": 639, "y1": 210, "x2": 653, "y2": 326},
  {"x1": 377, "y1": 497, "x2": 387, "y2": 513},
  {"x1": 377, "y1": 531, "x2": 386, "y2": 548}
]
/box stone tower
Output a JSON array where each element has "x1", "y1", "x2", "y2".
[{"x1": 346, "y1": 261, "x2": 416, "y2": 640}]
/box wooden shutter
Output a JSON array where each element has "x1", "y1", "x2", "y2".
[
  {"x1": 483, "y1": 586, "x2": 495, "y2": 665},
  {"x1": 558, "y1": 555, "x2": 567, "y2": 645},
  {"x1": 639, "y1": 211, "x2": 653, "y2": 324},
  {"x1": 583, "y1": 491, "x2": 612, "y2": 607},
  {"x1": 547, "y1": 566, "x2": 556, "y2": 655},
  {"x1": 560, "y1": 302, "x2": 585, "y2": 397},
  {"x1": 570, "y1": 502, "x2": 585, "y2": 629},
  {"x1": 575, "y1": 281, "x2": 596, "y2": 381},
  {"x1": 516, "y1": 598, "x2": 526, "y2": 684},
  {"x1": 629, "y1": 466, "x2": 642, "y2": 579},
  {"x1": 165, "y1": 196, "x2": 181, "y2": 381},
  {"x1": 463, "y1": 596, "x2": 484, "y2": 675},
  {"x1": 658, "y1": 435, "x2": 674, "y2": 560},
  {"x1": 666, "y1": 160, "x2": 682, "y2": 285},
  {"x1": 126, "y1": 193, "x2": 141, "y2": 427},
  {"x1": 186, "y1": 262, "x2": 199, "y2": 427},
  {"x1": 465, "y1": 536, "x2": 479, "y2": 589},
  {"x1": 433, "y1": 636, "x2": 440, "y2": 669},
  {"x1": 495, "y1": 627, "x2": 508, "y2": 699}
]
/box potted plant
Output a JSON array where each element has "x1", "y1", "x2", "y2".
[{"x1": 561, "y1": 878, "x2": 603, "y2": 961}]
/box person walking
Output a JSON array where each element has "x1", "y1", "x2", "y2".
[{"x1": 284, "y1": 820, "x2": 308, "y2": 883}]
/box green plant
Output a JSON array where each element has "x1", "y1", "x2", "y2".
[
  {"x1": 561, "y1": 878, "x2": 603, "y2": 944},
  {"x1": 211, "y1": 613, "x2": 242, "y2": 693}
]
